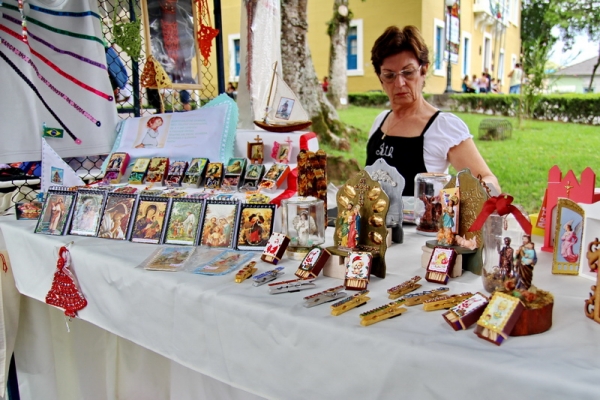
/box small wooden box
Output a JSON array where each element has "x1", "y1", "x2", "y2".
[
  {"x1": 146, "y1": 157, "x2": 169, "y2": 185},
  {"x1": 128, "y1": 158, "x2": 151, "y2": 185},
  {"x1": 259, "y1": 164, "x2": 290, "y2": 190},
  {"x1": 105, "y1": 152, "x2": 130, "y2": 184},
  {"x1": 421, "y1": 246, "x2": 462, "y2": 278},
  {"x1": 322, "y1": 254, "x2": 347, "y2": 280},
  {"x1": 475, "y1": 292, "x2": 524, "y2": 346},
  {"x1": 425, "y1": 247, "x2": 456, "y2": 284},
  {"x1": 295, "y1": 247, "x2": 330, "y2": 279},
  {"x1": 443, "y1": 292, "x2": 489, "y2": 331},
  {"x1": 261, "y1": 232, "x2": 290, "y2": 265},
  {"x1": 344, "y1": 252, "x2": 372, "y2": 291}
]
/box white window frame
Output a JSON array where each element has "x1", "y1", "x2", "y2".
[
  {"x1": 228, "y1": 33, "x2": 240, "y2": 83},
  {"x1": 347, "y1": 19, "x2": 364, "y2": 76},
  {"x1": 461, "y1": 31, "x2": 472, "y2": 78},
  {"x1": 497, "y1": 49, "x2": 505, "y2": 84},
  {"x1": 510, "y1": 0, "x2": 519, "y2": 26},
  {"x1": 433, "y1": 18, "x2": 446, "y2": 76},
  {"x1": 482, "y1": 32, "x2": 492, "y2": 72}
]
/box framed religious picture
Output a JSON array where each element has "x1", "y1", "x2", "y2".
[
  {"x1": 199, "y1": 200, "x2": 239, "y2": 248},
  {"x1": 182, "y1": 157, "x2": 208, "y2": 187},
  {"x1": 552, "y1": 198, "x2": 585, "y2": 275},
  {"x1": 141, "y1": 0, "x2": 204, "y2": 89},
  {"x1": 236, "y1": 203, "x2": 276, "y2": 251},
  {"x1": 15, "y1": 201, "x2": 43, "y2": 220},
  {"x1": 130, "y1": 197, "x2": 170, "y2": 244},
  {"x1": 204, "y1": 162, "x2": 223, "y2": 189},
  {"x1": 69, "y1": 190, "x2": 107, "y2": 237},
  {"x1": 35, "y1": 189, "x2": 76, "y2": 236},
  {"x1": 344, "y1": 252, "x2": 372, "y2": 291},
  {"x1": 247, "y1": 135, "x2": 264, "y2": 164},
  {"x1": 98, "y1": 193, "x2": 138, "y2": 240},
  {"x1": 164, "y1": 198, "x2": 205, "y2": 246},
  {"x1": 271, "y1": 138, "x2": 293, "y2": 164}
]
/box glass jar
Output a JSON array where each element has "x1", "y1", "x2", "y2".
[
  {"x1": 481, "y1": 207, "x2": 531, "y2": 293},
  {"x1": 281, "y1": 197, "x2": 325, "y2": 259},
  {"x1": 414, "y1": 173, "x2": 451, "y2": 236}
]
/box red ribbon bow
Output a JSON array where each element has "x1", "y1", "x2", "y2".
[{"x1": 468, "y1": 194, "x2": 532, "y2": 234}]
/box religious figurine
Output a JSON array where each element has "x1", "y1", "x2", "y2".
[
  {"x1": 338, "y1": 203, "x2": 361, "y2": 250},
  {"x1": 515, "y1": 235, "x2": 537, "y2": 290},
  {"x1": 437, "y1": 189, "x2": 459, "y2": 246},
  {"x1": 292, "y1": 210, "x2": 317, "y2": 247},
  {"x1": 497, "y1": 237, "x2": 514, "y2": 278}
]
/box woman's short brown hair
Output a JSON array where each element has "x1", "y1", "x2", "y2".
[{"x1": 371, "y1": 26, "x2": 430, "y2": 76}]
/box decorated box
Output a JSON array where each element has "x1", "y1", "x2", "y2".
[
  {"x1": 243, "y1": 164, "x2": 265, "y2": 189},
  {"x1": 295, "y1": 247, "x2": 330, "y2": 279},
  {"x1": 165, "y1": 161, "x2": 188, "y2": 187},
  {"x1": 474, "y1": 291, "x2": 524, "y2": 346},
  {"x1": 182, "y1": 158, "x2": 209, "y2": 188},
  {"x1": 145, "y1": 157, "x2": 169, "y2": 185},
  {"x1": 261, "y1": 232, "x2": 290, "y2": 265},
  {"x1": 344, "y1": 252, "x2": 372, "y2": 291},
  {"x1": 128, "y1": 158, "x2": 151, "y2": 185},
  {"x1": 425, "y1": 247, "x2": 456, "y2": 284},
  {"x1": 443, "y1": 292, "x2": 489, "y2": 331},
  {"x1": 259, "y1": 163, "x2": 290, "y2": 191},
  {"x1": 204, "y1": 162, "x2": 224, "y2": 189},
  {"x1": 105, "y1": 152, "x2": 130, "y2": 184}
]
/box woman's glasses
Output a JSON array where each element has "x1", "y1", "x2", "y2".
[{"x1": 380, "y1": 65, "x2": 422, "y2": 83}]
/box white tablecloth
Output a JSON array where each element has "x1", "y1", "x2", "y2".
[{"x1": 1, "y1": 217, "x2": 600, "y2": 400}]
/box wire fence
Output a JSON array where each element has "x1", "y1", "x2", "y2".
[{"x1": 2, "y1": 0, "x2": 220, "y2": 214}]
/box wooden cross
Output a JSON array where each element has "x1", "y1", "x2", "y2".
[
  {"x1": 565, "y1": 180, "x2": 574, "y2": 198},
  {"x1": 253, "y1": 135, "x2": 263, "y2": 144}
]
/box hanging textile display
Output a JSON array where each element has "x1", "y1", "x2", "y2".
[
  {"x1": 0, "y1": 0, "x2": 118, "y2": 162},
  {"x1": 195, "y1": 0, "x2": 218, "y2": 66},
  {"x1": 141, "y1": 55, "x2": 173, "y2": 113},
  {"x1": 45, "y1": 246, "x2": 88, "y2": 319},
  {"x1": 112, "y1": 6, "x2": 141, "y2": 62}
]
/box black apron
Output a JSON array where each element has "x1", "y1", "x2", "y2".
[{"x1": 366, "y1": 110, "x2": 441, "y2": 196}]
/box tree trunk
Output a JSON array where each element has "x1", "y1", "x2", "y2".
[
  {"x1": 588, "y1": 42, "x2": 600, "y2": 93},
  {"x1": 327, "y1": 0, "x2": 350, "y2": 109},
  {"x1": 280, "y1": 0, "x2": 351, "y2": 150}
]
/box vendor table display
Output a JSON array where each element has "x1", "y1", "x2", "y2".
[{"x1": 2, "y1": 218, "x2": 600, "y2": 399}]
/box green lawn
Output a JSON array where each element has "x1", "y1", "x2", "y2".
[{"x1": 328, "y1": 105, "x2": 600, "y2": 214}]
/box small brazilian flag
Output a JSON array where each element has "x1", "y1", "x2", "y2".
[{"x1": 43, "y1": 127, "x2": 64, "y2": 138}]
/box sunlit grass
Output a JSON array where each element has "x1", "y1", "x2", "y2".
[{"x1": 326, "y1": 106, "x2": 600, "y2": 213}]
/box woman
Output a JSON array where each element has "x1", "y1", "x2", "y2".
[
  {"x1": 560, "y1": 222, "x2": 579, "y2": 263},
  {"x1": 462, "y1": 75, "x2": 475, "y2": 93},
  {"x1": 366, "y1": 26, "x2": 500, "y2": 196}
]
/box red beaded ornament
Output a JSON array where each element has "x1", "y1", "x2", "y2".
[{"x1": 45, "y1": 246, "x2": 87, "y2": 318}]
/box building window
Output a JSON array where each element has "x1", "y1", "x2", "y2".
[
  {"x1": 347, "y1": 19, "x2": 363, "y2": 76},
  {"x1": 462, "y1": 32, "x2": 471, "y2": 78},
  {"x1": 483, "y1": 33, "x2": 492, "y2": 71},
  {"x1": 498, "y1": 50, "x2": 505, "y2": 85},
  {"x1": 228, "y1": 34, "x2": 240, "y2": 82},
  {"x1": 433, "y1": 19, "x2": 445, "y2": 75}
]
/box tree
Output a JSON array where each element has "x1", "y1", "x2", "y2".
[
  {"x1": 326, "y1": 0, "x2": 350, "y2": 109},
  {"x1": 554, "y1": 0, "x2": 600, "y2": 92},
  {"x1": 280, "y1": 0, "x2": 351, "y2": 149},
  {"x1": 520, "y1": 0, "x2": 561, "y2": 117}
]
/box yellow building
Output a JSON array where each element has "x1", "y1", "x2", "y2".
[{"x1": 219, "y1": 0, "x2": 521, "y2": 95}]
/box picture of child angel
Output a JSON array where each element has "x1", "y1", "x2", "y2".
[
  {"x1": 135, "y1": 116, "x2": 170, "y2": 148},
  {"x1": 346, "y1": 254, "x2": 369, "y2": 279}
]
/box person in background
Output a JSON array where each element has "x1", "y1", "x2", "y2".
[
  {"x1": 462, "y1": 75, "x2": 475, "y2": 93},
  {"x1": 478, "y1": 72, "x2": 489, "y2": 93},
  {"x1": 179, "y1": 90, "x2": 191, "y2": 111},
  {"x1": 483, "y1": 67, "x2": 492, "y2": 93},
  {"x1": 471, "y1": 74, "x2": 480, "y2": 93},
  {"x1": 508, "y1": 63, "x2": 523, "y2": 94},
  {"x1": 365, "y1": 25, "x2": 500, "y2": 197},
  {"x1": 322, "y1": 76, "x2": 329, "y2": 92},
  {"x1": 490, "y1": 78, "x2": 500, "y2": 93},
  {"x1": 226, "y1": 82, "x2": 237, "y2": 100}
]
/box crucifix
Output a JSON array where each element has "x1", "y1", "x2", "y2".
[
  {"x1": 353, "y1": 177, "x2": 371, "y2": 207},
  {"x1": 565, "y1": 180, "x2": 574, "y2": 198}
]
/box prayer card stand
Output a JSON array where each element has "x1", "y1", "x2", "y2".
[
  {"x1": 539, "y1": 166, "x2": 600, "y2": 253},
  {"x1": 423, "y1": 169, "x2": 489, "y2": 275},
  {"x1": 365, "y1": 158, "x2": 405, "y2": 244},
  {"x1": 326, "y1": 170, "x2": 390, "y2": 278}
]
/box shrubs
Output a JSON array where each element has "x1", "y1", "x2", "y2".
[
  {"x1": 348, "y1": 92, "x2": 433, "y2": 107},
  {"x1": 450, "y1": 93, "x2": 600, "y2": 124}
]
